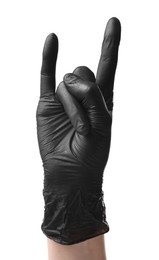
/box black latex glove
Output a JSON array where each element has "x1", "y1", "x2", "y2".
[{"x1": 36, "y1": 17, "x2": 121, "y2": 245}]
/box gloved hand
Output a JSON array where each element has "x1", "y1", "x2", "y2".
[{"x1": 36, "y1": 17, "x2": 121, "y2": 245}]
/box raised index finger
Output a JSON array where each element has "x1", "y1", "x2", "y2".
[
  {"x1": 96, "y1": 17, "x2": 121, "y2": 110},
  {"x1": 40, "y1": 33, "x2": 58, "y2": 97}
]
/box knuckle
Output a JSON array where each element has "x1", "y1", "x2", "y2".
[
  {"x1": 84, "y1": 82, "x2": 97, "y2": 97},
  {"x1": 36, "y1": 95, "x2": 56, "y2": 118}
]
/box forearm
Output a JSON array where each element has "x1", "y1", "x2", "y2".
[{"x1": 47, "y1": 234, "x2": 107, "y2": 260}]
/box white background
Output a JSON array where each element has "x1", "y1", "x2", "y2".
[{"x1": 0, "y1": 0, "x2": 159, "y2": 259}]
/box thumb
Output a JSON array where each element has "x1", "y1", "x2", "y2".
[{"x1": 63, "y1": 73, "x2": 111, "y2": 136}]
